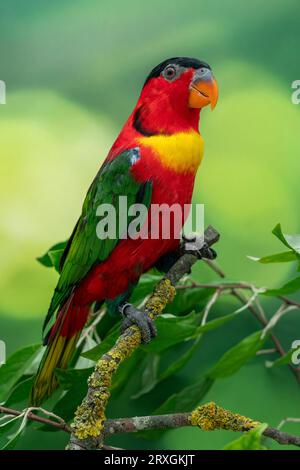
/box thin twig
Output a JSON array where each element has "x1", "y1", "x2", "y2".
[
  {"x1": 254, "y1": 296, "x2": 268, "y2": 322},
  {"x1": 77, "y1": 307, "x2": 106, "y2": 347},
  {"x1": 178, "y1": 280, "x2": 300, "y2": 312},
  {"x1": 177, "y1": 282, "x2": 253, "y2": 290},
  {"x1": 261, "y1": 303, "x2": 298, "y2": 339},
  {"x1": 0, "y1": 405, "x2": 71, "y2": 433},
  {"x1": 201, "y1": 288, "x2": 222, "y2": 326},
  {"x1": 277, "y1": 416, "x2": 300, "y2": 430},
  {"x1": 204, "y1": 259, "x2": 226, "y2": 278},
  {"x1": 256, "y1": 348, "x2": 277, "y2": 356},
  {"x1": 279, "y1": 296, "x2": 300, "y2": 309}
]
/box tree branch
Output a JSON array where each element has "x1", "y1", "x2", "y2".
[
  {"x1": 104, "y1": 402, "x2": 300, "y2": 447},
  {"x1": 104, "y1": 402, "x2": 259, "y2": 436},
  {"x1": 2, "y1": 402, "x2": 300, "y2": 448},
  {"x1": 0, "y1": 405, "x2": 71, "y2": 433},
  {"x1": 67, "y1": 226, "x2": 220, "y2": 450}
]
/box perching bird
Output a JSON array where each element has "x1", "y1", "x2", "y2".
[{"x1": 31, "y1": 57, "x2": 218, "y2": 405}]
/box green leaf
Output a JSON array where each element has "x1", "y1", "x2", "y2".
[
  {"x1": 250, "y1": 224, "x2": 300, "y2": 270},
  {"x1": 55, "y1": 367, "x2": 93, "y2": 390},
  {"x1": 272, "y1": 224, "x2": 300, "y2": 270},
  {"x1": 51, "y1": 385, "x2": 87, "y2": 424},
  {"x1": 272, "y1": 224, "x2": 300, "y2": 254},
  {"x1": 248, "y1": 251, "x2": 297, "y2": 264},
  {"x1": 1, "y1": 412, "x2": 30, "y2": 450},
  {"x1": 132, "y1": 336, "x2": 205, "y2": 399},
  {"x1": 265, "y1": 348, "x2": 295, "y2": 368},
  {"x1": 5, "y1": 376, "x2": 34, "y2": 407},
  {"x1": 132, "y1": 354, "x2": 160, "y2": 399},
  {"x1": 142, "y1": 309, "x2": 240, "y2": 354},
  {"x1": 1, "y1": 431, "x2": 23, "y2": 450},
  {"x1": 168, "y1": 287, "x2": 215, "y2": 315},
  {"x1": 264, "y1": 276, "x2": 300, "y2": 296},
  {"x1": 141, "y1": 312, "x2": 200, "y2": 353},
  {"x1": 155, "y1": 312, "x2": 240, "y2": 385},
  {"x1": 0, "y1": 416, "x2": 20, "y2": 437},
  {"x1": 47, "y1": 368, "x2": 96, "y2": 426},
  {"x1": 158, "y1": 336, "x2": 203, "y2": 383},
  {"x1": 223, "y1": 423, "x2": 268, "y2": 450},
  {"x1": 132, "y1": 310, "x2": 239, "y2": 398},
  {"x1": 0, "y1": 344, "x2": 41, "y2": 403},
  {"x1": 1, "y1": 428, "x2": 24, "y2": 450},
  {"x1": 111, "y1": 350, "x2": 145, "y2": 394},
  {"x1": 138, "y1": 377, "x2": 214, "y2": 440},
  {"x1": 154, "y1": 377, "x2": 214, "y2": 415},
  {"x1": 36, "y1": 240, "x2": 67, "y2": 272},
  {"x1": 208, "y1": 331, "x2": 266, "y2": 379},
  {"x1": 130, "y1": 273, "x2": 162, "y2": 304},
  {"x1": 81, "y1": 324, "x2": 119, "y2": 361},
  {"x1": 197, "y1": 311, "x2": 240, "y2": 333},
  {"x1": 272, "y1": 224, "x2": 293, "y2": 249}
]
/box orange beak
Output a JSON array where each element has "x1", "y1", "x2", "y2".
[{"x1": 189, "y1": 67, "x2": 218, "y2": 110}]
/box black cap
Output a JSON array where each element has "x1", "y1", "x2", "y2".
[{"x1": 144, "y1": 57, "x2": 211, "y2": 86}]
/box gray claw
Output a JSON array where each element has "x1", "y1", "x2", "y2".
[
  {"x1": 182, "y1": 234, "x2": 217, "y2": 260},
  {"x1": 119, "y1": 303, "x2": 157, "y2": 343},
  {"x1": 198, "y1": 243, "x2": 217, "y2": 260}
]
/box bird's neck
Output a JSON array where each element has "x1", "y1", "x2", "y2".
[
  {"x1": 108, "y1": 95, "x2": 201, "y2": 166},
  {"x1": 131, "y1": 93, "x2": 201, "y2": 136}
]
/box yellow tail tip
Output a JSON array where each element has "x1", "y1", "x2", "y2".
[{"x1": 30, "y1": 335, "x2": 77, "y2": 405}]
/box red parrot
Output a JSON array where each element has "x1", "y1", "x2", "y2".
[{"x1": 31, "y1": 57, "x2": 218, "y2": 405}]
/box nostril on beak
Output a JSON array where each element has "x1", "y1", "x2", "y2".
[{"x1": 195, "y1": 67, "x2": 212, "y2": 82}]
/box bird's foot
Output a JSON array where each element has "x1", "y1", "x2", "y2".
[
  {"x1": 118, "y1": 303, "x2": 157, "y2": 344},
  {"x1": 182, "y1": 233, "x2": 217, "y2": 260}
]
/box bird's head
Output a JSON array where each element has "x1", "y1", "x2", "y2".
[{"x1": 133, "y1": 57, "x2": 218, "y2": 136}]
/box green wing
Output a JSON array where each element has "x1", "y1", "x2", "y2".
[{"x1": 43, "y1": 148, "x2": 152, "y2": 338}]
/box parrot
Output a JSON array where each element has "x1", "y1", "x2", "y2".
[{"x1": 31, "y1": 57, "x2": 218, "y2": 405}]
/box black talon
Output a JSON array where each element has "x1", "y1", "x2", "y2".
[
  {"x1": 182, "y1": 233, "x2": 217, "y2": 260},
  {"x1": 198, "y1": 243, "x2": 217, "y2": 260},
  {"x1": 119, "y1": 303, "x2": 157, "y2": 344}
]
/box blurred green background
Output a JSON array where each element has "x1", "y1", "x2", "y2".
[{"x1": 0, "y1": 0, "x2": 299, "y2": 450}]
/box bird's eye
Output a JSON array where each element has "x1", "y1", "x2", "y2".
[{"x1": 163, "y1": 65, "x2": 177, "y2": 80}]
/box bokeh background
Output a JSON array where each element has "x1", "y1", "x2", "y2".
[{"x1": 0, "y1": 0, "x2": 300, "y2": 450}]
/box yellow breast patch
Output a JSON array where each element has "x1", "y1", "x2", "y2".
[{"x1": 139, "y1": 131, "x2": 204, "y2": 173}]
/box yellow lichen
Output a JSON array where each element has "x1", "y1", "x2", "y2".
[
  {"x1": 190, "y1": 402, "x2": 260, "y2": 432},
  {"x1": 146, "y1": 279, "x2": 176, "y2": 318},
  {"x1": 71, "y1": 278, "x2": 177, "y2": 442},
  {"x1": 72, "y1": 396, "x2": 106, "y2": 439}
]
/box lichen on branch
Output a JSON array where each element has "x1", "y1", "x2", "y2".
[
  {"x1": 70, "y1": 278, "x2": 177, "y2": 445},
  {"x1": 68, "y1": 226, "x2": 220, "y2": 450},
  {"x1": 190, "y1": 402, "x2": 260, "y2": 432}
]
